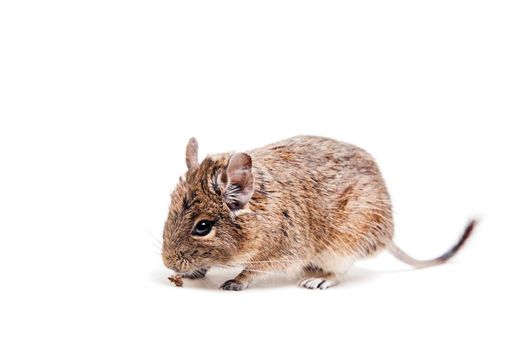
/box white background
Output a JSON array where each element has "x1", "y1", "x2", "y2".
[{"x1": 1, "y1": 1, "x2": 524, "y2": 349}]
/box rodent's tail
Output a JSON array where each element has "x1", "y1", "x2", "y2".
[{"x1": 386, "y1": 219, "x2": 477, "y2": 268}]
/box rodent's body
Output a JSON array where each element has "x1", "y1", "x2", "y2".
[
  {"x1": 242, "y1": 136, "x2": 392, "y2": 274},
  {"x1": 162, "y1": 136, "x2": 475, "y2": 290}
]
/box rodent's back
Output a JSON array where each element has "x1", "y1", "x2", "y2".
[{"x1": 247, "y1": 135, "x2": 393, "y2": 260}]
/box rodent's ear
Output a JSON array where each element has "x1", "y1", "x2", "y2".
[
  {"x1": 185, "y1": 137, "x2": 199, "y2": 169},
  {"x1": 220, "y1": 153, "x2": 254, "y2": 210}
]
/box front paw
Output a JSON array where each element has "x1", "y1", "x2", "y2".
[
  {"x1": 220, "y1": 279, "x2": 248, "y2": 291},
  {"x1": 181, "y1": 267, "x2": 208, "y2": 279}
]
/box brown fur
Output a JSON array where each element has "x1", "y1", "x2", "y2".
[{"x1": 162, "y1": 136, "x2": 475, "y2": 290}]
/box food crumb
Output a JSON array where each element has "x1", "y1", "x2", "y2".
[{"x1": 168, "y1": 274, "x2": 183, "y2": 287}]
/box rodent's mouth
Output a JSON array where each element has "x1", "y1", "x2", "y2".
[
  {"x1": 163, "y1": 259, "x2": 182, "y2": 273},
  {"x1": 166, "y1": 261, "x2": 192, "y2": 274},
  {"x1": 163, "y1": 254, "x2": 187, "y2": 273}
]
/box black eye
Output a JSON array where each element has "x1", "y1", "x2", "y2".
[{"x1": 192, "y1": 220, "x2": 215, "y2": 236}]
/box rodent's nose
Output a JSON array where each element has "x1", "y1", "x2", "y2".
[
  {"x1": 164, "y1": 258, "x2": 179, "y2": 271},
  {"x1": 162, "y1": 254, "x2": 180, "y2": 272}
]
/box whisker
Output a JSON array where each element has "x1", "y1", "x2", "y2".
[
  {"x1": 234, "y1": 258, "x2": 309, "y2": 264},
  {"x1": 243, "y1": 268, "x2": 288, "y2": 276},
  {"x1": 145, "y1": 227, "x2": 163, "y2": 246}
]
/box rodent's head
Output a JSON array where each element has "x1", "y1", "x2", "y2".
[{"x1": 162, "y1": 138, "x2": 255, "y2": 273}]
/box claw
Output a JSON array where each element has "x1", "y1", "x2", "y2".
[
  {"x1": 181, "y1": 267, "x2": 208, "y2": 279},
  {"x1": 298, "y1": 277, "x2": 337, "y2": 290},
  {"x1": 220, "y1": 279, "x2": 248, "y2": 291}
]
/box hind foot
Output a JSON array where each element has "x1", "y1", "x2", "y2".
[{"x1": 298, "y1": 273, "x2": 338, "y2": 290}]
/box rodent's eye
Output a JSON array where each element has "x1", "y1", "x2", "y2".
[{"x1": 192, "y1": 220, "x2": 215, "y2": 236}]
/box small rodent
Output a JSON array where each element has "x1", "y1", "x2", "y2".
[{"x1": 162, "y1": 136, "x2": 476, "y2": 291}]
